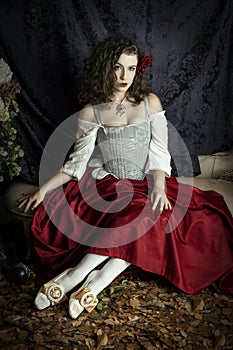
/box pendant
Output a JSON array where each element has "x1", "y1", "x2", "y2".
[{"x1": 116, "y1": 103, "x2": 126, "y2": 117}]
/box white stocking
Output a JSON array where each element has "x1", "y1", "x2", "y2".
[
  {"x1": 60, "y1": 253, "x2": 109, "y2": 293},
  {"x1": 35, "y1": 254, "x2": 130, "y2": 311},
  {"x1": 87, "y1": 257, "x2": 131, "y2": 296}
]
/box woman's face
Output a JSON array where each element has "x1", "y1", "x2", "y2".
[{"x1": 113, "y1": 53, "x2": 138, "y2": 94}]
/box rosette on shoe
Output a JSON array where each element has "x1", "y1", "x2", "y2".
[
  {"x1": 35, "y1": 269, "x2": 70, "y2": 310},
  {"x1": 69, "y1": 270, "x2": 99, "y2": 319}
]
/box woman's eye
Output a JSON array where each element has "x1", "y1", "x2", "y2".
[
  {"x1": 114, "y1": 65, "x2": 121, "y2": 71},
  {"x1": 129, "y1": 67, "x2": 136, "y2": 71}
]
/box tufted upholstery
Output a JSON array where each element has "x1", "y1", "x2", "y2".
[{"x1": 177, "y1": 149, "x2": 233, "y2": 215}]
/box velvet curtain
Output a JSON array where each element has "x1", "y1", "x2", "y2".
[{"x1": 0, "y1": 0, "x2": 232, "y2": 184}]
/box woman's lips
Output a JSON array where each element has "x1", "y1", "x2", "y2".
[{"x1": 119, "y1": 83, "x2": 128, "y2": 87}]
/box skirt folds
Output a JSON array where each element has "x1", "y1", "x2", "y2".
[{"x1": 31, "y1": 167, "x2": 233, "y2": 293}]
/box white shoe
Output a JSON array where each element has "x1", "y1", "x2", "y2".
[
  {"x1": 35, "y1": 269, "x2": 71, "y2": 310},
  {"x1": 69, "y1": 270, "x2": 99, "y2": 319}
]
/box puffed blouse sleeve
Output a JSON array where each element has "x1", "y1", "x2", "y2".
[
  {"x1": 146, "y1": 111, "x2": 171, "y2": 177},
  {"x1": 60, "y1": 119, "x2": 100, "y2": 181}
]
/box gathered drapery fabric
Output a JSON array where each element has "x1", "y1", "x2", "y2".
[{"x1": 0, "y1": 0, "x2": 232, "y2": 184}]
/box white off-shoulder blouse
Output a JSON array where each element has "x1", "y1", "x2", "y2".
[{"x1": 60, "y1": 107, "x2": 171, "y2": 181}]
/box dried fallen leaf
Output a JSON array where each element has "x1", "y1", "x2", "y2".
[
  {"x1": 184, "y1": 301, "x2": 192, "y2": 312},
  {"x1": 85, "y1": 337, "x2": 96, "y2": 349},
  {"x1": 104, "y1": 317, "x2": 120, "y2": 325},
  {"x1": 214, "y1": 331, "x2": 226, "y2": 348},
  {"x1": 97, "y1": 328, "x2": 108, "y2": 348},
  {"x1": 0, "y1": 249, "x2": 233, "y2": 350},
  {"x1": 130, "y1": 297, "x2": 140, "y2": 309},
  {"x1": 203, "y1": 338, "x2": 214, "y2": 348},
  {"x1": 194, "y1": 313, "x2": 203, "y2": 320},
  {"x1": 180, "y1": 329, "x2": 188, "y2": 337},
  {"x1": 222, "y1": 308, "x2": 232, "y2": 315},
  {"x1": 18, "y1": 292, "x2": 34, "y2": 300},
  {"x1": 192, "y1": 298, "x2": 205, "y2": 312},
  {"x1": 33, "y1": 333, "x2": 44, "y2": 343},
  {"x1": 160, "y1": 335, "x2": 174, "y2": 347},
  {"x1": 220, "y1": 318, "x2": 232, "y2": 326},
  {"x1": 128, "y1": 315, "x2": 140, "y2": 322},
  {"x1": 71, "y1": 319, "x2": 84, "y2": 327},
  {"x1": 136, "y1": 335, "x2": 157, "y2": 349}
]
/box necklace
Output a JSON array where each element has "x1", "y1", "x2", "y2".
[{"x1": 114, "y1": 97, "x2": 126, "y2": 117}]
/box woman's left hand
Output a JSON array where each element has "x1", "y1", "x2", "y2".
[{"x1": 150, "y1": 186, "x2": 172, "y2": 213}]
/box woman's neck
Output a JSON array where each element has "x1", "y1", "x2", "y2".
[{"x1": 111, "y1": 92, "x2": 126, "y2": 103}]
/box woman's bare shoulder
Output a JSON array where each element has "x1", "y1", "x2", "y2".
[
  {"x1": 78, "y1": 103, "x2": 96, "y2": 122},
  {"x1": 147, "y1": 93, "x2": 163, "y2": 114}
]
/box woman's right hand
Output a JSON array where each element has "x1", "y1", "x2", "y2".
[
  {"x1": 18, "y1": 190, "x2": 46, "y2": 213},
  {"x1": 17, "y1": 172, "x2": 72, "y2": 213}
]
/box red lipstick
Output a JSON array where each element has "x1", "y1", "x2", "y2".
[{"x1": 119, "y1": 83, "x2": 128, "y2": 87}]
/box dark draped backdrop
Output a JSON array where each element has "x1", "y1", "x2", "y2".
[{"x1": 0, "y1": 0, "x2": 232, "y2": 185}]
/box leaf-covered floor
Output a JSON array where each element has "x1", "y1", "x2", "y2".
[
  {"x1": 0, "y1": 266, "x2": 232, "y2": 350},
  {"x1": 0, "y1": 217, "x2": 232, "y2": 349}
]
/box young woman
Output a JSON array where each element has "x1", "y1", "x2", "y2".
[{"x1": 19, "y1": 37, "x2": 233, "y2": 319}]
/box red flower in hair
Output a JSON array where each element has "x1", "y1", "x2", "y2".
[{"x1": 136, "y1": 54, "x2": 152, "y2": 74}]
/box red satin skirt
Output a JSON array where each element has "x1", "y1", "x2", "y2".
[{"x1": 31, "y1": 167, "x2": 233, "y2": 294}]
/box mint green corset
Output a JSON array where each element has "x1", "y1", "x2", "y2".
[{"x1": 96, "y1": 122, "x2": 151, "y2": 180}]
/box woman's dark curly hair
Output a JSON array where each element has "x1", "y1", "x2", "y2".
[{"x1": 78, "y1": 37, "x2": 150, "y2": 106}]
